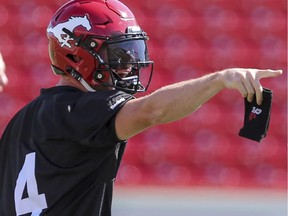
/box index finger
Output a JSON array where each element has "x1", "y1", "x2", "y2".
[{"x1": 257, "y1": 69, "x2": 283, "y2": 79}]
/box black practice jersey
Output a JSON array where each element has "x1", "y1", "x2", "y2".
[{"x1": 0, "y1": 86, "x2": 134, "y2": 216}]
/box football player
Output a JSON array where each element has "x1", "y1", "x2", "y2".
[{"x1": 0, "y1": 0, "x2": 282, "y2": 215}]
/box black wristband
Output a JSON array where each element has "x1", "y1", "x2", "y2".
[{"x1": 239, "y1": 88, "x2": 273, "y2": 142}]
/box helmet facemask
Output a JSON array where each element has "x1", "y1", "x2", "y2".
[{"x1": 84, "y1": 29, "x2": 154, "y2": 94}]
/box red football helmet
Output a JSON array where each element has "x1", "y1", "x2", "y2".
[{"x1": 47, "y1": 0, "x2": 153, "y2": 93}]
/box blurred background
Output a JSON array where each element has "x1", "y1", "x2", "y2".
[{"x1": 0, "y1": 0, "x2": 287, "y2": 215}]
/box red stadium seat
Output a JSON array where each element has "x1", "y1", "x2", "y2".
[{"x1": 1, "y1": 0, "x2": 286, "y2": 189}]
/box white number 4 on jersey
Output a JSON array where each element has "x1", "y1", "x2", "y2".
[{"x1": 14, "y1": 152, "x2": 47, "y2": 216}]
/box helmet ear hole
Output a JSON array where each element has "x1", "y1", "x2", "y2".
[{"x1": 66, "y1": 54, "x2": 82, "y2": 63}]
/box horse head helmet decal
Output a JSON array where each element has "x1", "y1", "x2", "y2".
[{"x1": 47, "y1": 15, "x2": 92, "y2": 48}]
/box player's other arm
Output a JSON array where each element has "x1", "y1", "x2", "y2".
[
  {"x1": 115, "y1": 68, "x2": 282, "y2": 140},
  {"x1": 0, "y1": 52, "x2": 8, "y2": 92}
]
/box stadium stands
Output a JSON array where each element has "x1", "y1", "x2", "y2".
[{"x1": 0, "y1": 0, "x2": 286, "y2": 189}]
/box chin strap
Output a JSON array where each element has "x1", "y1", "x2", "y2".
[
  {"x1": 68, "y1": 68, "x2": 96, "y2": 92},
  {"x1": 79, "y1": 78, "x2": 96, "y2": 92},
  {"x1": 114, "y1": 74, "x2": 145, "y2": 93}
]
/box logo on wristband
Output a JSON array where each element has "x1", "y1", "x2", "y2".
[{"x1": 249, "y1": 106, "x2": 262, "y2": 120}]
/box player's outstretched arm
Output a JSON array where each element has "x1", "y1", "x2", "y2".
[
  {"x1": 0, "y1": 52, "x2": 8, "y2": 92},
  {"x1": 115, "y1": 68, "x2": 282, "y2": 140}
]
